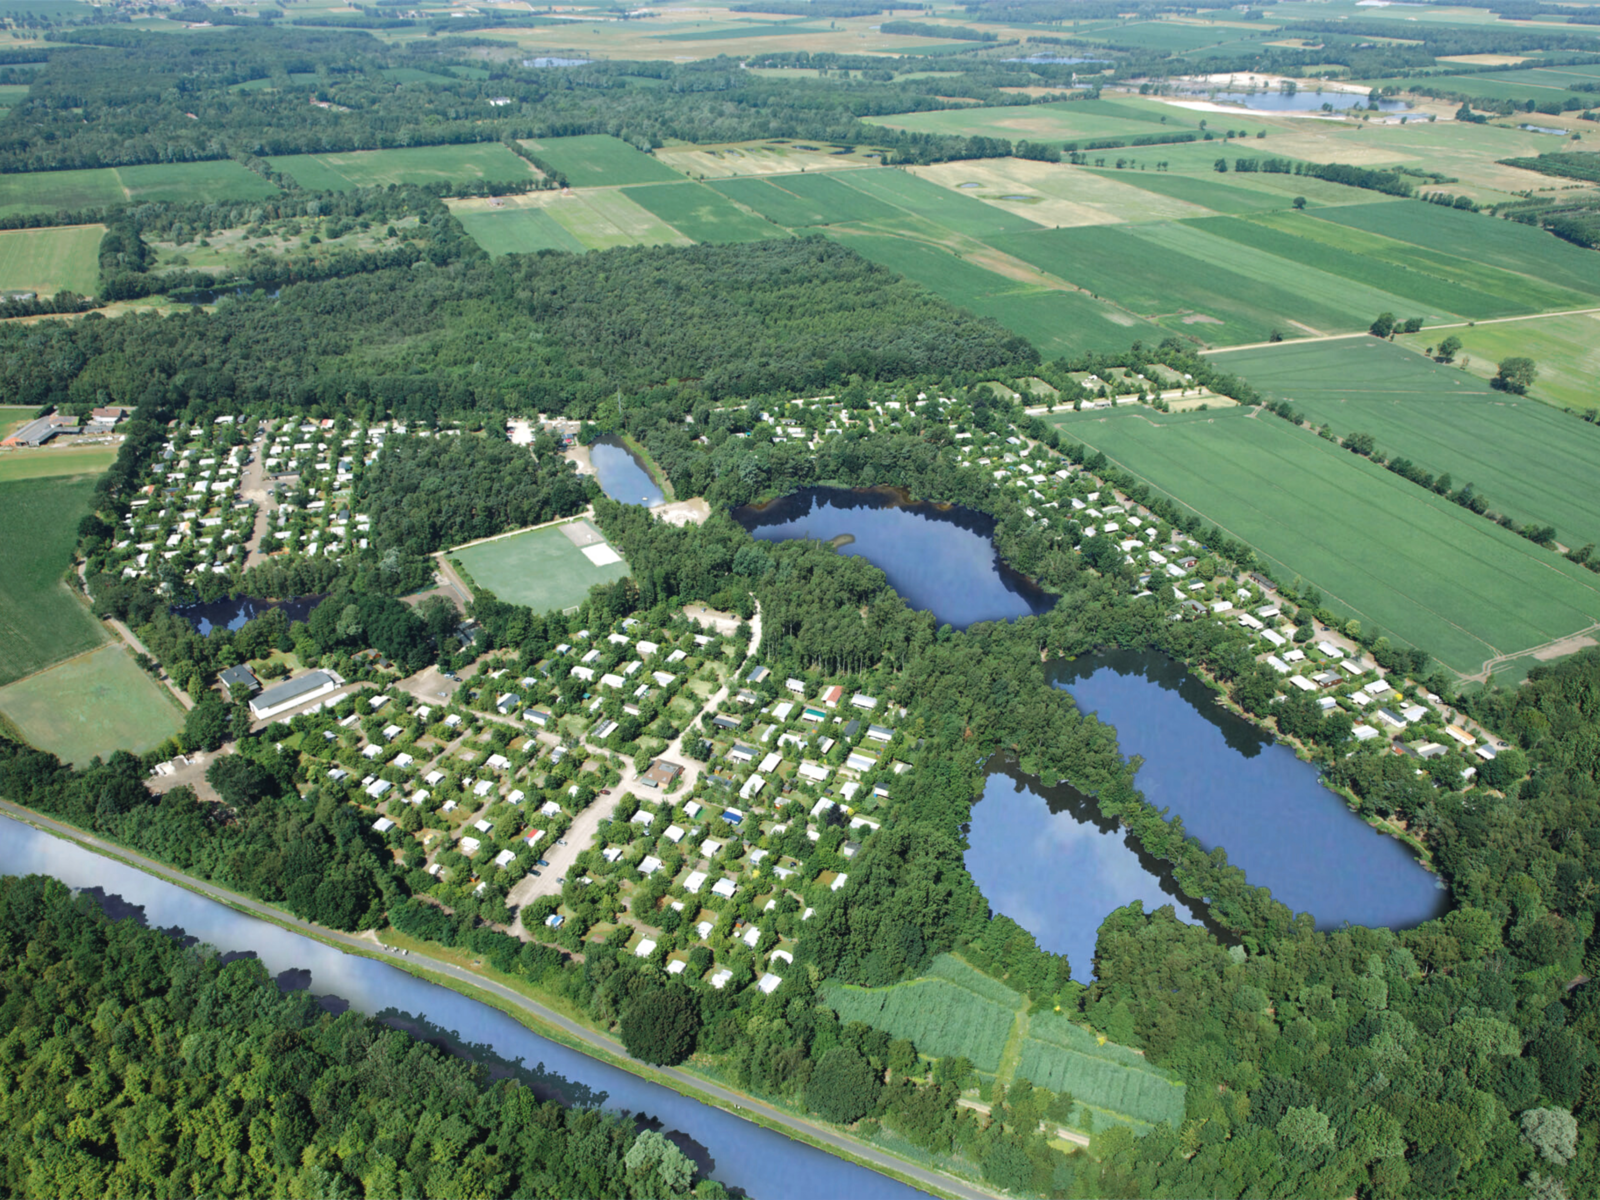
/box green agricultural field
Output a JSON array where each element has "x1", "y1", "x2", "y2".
[
  {"x1": 1394, "y1": 312, "x2": 1600, "y2": 412},
  {"x1": 0, "y1": 161, "x2": 278, "y2": 219},
  {"x1": 0, "y1": 446, "x2": 120, "y2": 483},
  {"x1": 0, "y1": 224, "x2": 102, "y2": 296},
  {"x1": 0, "y1": 644, "x2": 183, "y2": 765},
  {"x1": 1222, "y1": 337, "x2": 1600, "y2": 553},
  {"x1": 1050, "y1": 408, "x2": 1600, "y2": 676},
  {"x1": 1018, "y1": 1010, "x2": 1186, "y2": 1130},
  {"x1": 834, "y1": 168, "x2": 1043, "y2": 239},
  {"x1": 454, "y1": 207, "x2": 585, "y2": 256},
  {"x1": 621, "y1": 182, "x2": 785, "y2": 243},
  {"x1": 269, "y1": 144, "x2": 540, "y2": 192},
  {"x1": 823, "y1": 958, "x2": 1020, "y2": 1072},
  {"x1": 519, "y1": 134, "x2": 685, "y2": 187},
  {"x1": 0, "y1": 474, "x2": 107, "y2": 687},
  {"x1": 452, "y1": 520, "x2": 630, "y2": 615}
]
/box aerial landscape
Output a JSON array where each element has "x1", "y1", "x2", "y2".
[{"x1": 3, "y1": 0, "x2": 1600, "y2": 1196}]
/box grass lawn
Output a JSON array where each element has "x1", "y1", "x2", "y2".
[
  {"x1": 269, "y1": 144, "x2": 540, "y2": 191},
  {"x1": 1394, "y1": 311, "x2": 1600, "y2": 413},
  {"x1": 0, "y1": 445, "x2": 120, "y2": 482},
  {"x1": 620, "y1": 181, "x2": 786, "y2": 243},
  {"x1": 1222, "y1": 337, "x2": 1600, "y2": 553},
  {"x1": 518, "y1": 134, "x2": 686, "y2": 188},
  {"x1": 0, "y1": 474, "x2": 107, "y2": 686},
  {"x1": 452, "y1": 520, "x2": 629, "y2": 614},
  {"x1": 0, "y1": 224, "x2": 102, "y2": 296},
  {"x1": 0, "y1": 644, "x2": 183, "y2": 765},
  {"x1": 1049, "y1": 407, "x2": 1600, "y2": 676}
]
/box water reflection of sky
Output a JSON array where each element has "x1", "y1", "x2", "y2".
[
  {"x1": 965, "y1": 768, "x2": 1202, "y2": 982},
  {"x1": 589, "y1": 436, "x2": 663, "y2": 507},
  {"x1": 1, "y1": 818, "x2": 919, "y2": 1200},
  {"x1": 738, "y1": 490, "x2": 1054, "y2": 629}
]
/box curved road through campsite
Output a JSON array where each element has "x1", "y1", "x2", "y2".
[{"x1": 0, "y1": 797, "x2": 999, "y2": 1200}]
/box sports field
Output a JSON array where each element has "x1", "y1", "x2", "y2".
[
  {"x1": 1050, "y1": 408, "x2": 1600, "y2": 676},
  {"x1": 1394, "y1": 311, "x2": 1600, "y2": 413},
  {"x1": 518, "y1": 134, "x2": 686, "y2": 188},
  {"x1": 451, "y1": 519, "x2": 629, "y2": 614},
  {"x1": 0, "y1": 644, "x2": 183, "y2": 765},
  {"x1": 0, "y1": 475, "x2": 107, "y2": 686},
  {"x1": 1223, "y1": 337, "x2": 1600, "y2": 553},
  {"x1": 269, "y1": 144, "x2": 541, "y2": 191},
  {"x1": 0, "y1": 161, "x2": 278, "y2": 219},
  {"x1": 0, "y1": 224, "x2": 102, "y2": 296},
  {"x1": 0, "y1": 445, "x2": 120, "y2": 482}
]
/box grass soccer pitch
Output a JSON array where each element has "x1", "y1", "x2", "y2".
[
  {"x1": 1049, "y1": 407, "x2": 1600, "y2": 677},
  {"x1": 268, "y1": 144, "x2": 541, "y2": 191},
  {"x1": 0, "y1": 225, "x2": 103, "y2": 296},
  {"x1": 0, "y1": 644, "x2": 183, "y2": 765},
  {"x1": 451, "y1": 520, "x2": 630, "y2": 614},
  {"x1": 0, "y1": 474, "x2": 108, "y2": 687},
  {"x1": 1221, "y1": 337, "x2": 1600, "y2": 555},
  {"x1": 518, "y1": 135, "x2": 686, "y2": 188}
]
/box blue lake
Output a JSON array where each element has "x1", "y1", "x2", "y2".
[
  {"x1": 733, "y1": 486, "x2": 1056, "y2": 630},
  {"x1": 590, "y1": 435, "x2": 663, "y2": 507}
]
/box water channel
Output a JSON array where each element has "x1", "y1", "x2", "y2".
[
  {"x1": 0, "y1": 815, "x2": 920, "y2": 1200},
  {"x1": 590, "y1": 435, "x2": 664, "y2": 507},
  {"x1": 733, "y1": 487, "x2": 1056, "y2": 630},
  {"x1": 173, "y1": 593, "x2": 323, "y2": 635}
]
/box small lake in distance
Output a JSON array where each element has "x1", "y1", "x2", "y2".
[
  {"x1": 1190, "y1": 91, "x2": 1408, "y2": 112},
  {"x1": 173, "y1": 594, "x2": 322, "y2": 636},
  {"x1": 589, "y1": 435, "x2": 663, "y2": 507},
  {"x1": 733, "y1": 487, "x2": 1056, "y2": 629}
]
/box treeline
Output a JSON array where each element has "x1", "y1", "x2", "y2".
[
  {"x1": 879, "y1": 20, "x2": 997, "y2": 41},
  {"x1": 0, "y1": 874, "x2": 712, "y2": 1199}
]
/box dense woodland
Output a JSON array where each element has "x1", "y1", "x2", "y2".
[{"x1": 0, "y1": 873, "x2": 718, "y2": 1198}]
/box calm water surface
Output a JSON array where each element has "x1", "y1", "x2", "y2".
[
  {"x1": 0, "y1": 817, "x2": 919, "y2": 1200},
  {"x1": 1197, "y1": 90, "x2": 1408, "y2": 112},
  {"x1": 590, "y1": 435, "x2": 663, "y2": 507},
  {"x1": 173, "y1": 594, "x2": 322, "y2": 635},
  {"x1": 734, "y1": 487, "x2": 1056, "y2": 629},
  {"x1": 1050, "y1": 652, "x2": 1448, "y2": 929}
]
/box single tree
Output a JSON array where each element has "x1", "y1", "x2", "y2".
[{"x1": 1493, "y1": 356, "x2": 1538, "y2": 394}]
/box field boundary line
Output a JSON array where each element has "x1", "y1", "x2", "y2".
[{"x1": 0, "y1": 639, "x2": 118, "y2": 692}]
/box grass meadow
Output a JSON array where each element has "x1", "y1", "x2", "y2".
[
  {"x1": 1050, "y1": 408, "x2": 1600, "y2": 675},
  {"x1": 1395, "y1": 311, "x2": 1600, "y2": 413},
  {"x1": 0, "y1": 161, "x2": 277, "y2": 219},
  {"x1": 0, "y1": 474, "x2": 108, "y2": 687},
  {"x1": 269, "y1": 144, "x2": 540, "y2": 191},
  {"x1": 1019, "y1": 1010, "x2": 1186, "y2": 1130},
  {"x1": 0, "y1": 644, "x2": 182, "y2": 765},
  {"x1": 518, "y1": 134, "x2": 685, "y2": 187},
  {"x1": 454, "y1": 207, "x2": 585, "y2": 256},
  {"x1": 0, "y1": 446, "x2": 120, "y2": 483},
  {"x1": 0, "y1": 224, "x2": 101, "y2": 296},
  {"x1": 452, "y1": 521, "x2": 629, "y2": 614},
  {"x1": 1222, "y1": 338, "x2": 1600, "y2": 553}
]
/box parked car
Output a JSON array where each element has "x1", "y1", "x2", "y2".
[{"x1": 536, "y1": 858, "x2": 549, "y2": 867}]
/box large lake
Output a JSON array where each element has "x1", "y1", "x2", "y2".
[
  {"x1": 969, "y1": 653, "x2": 1448, "y2": 974},
  {"x1": 0, "y1": 816, "x2": 920, "y2": 1200},
  {"x1": 733, "y1": 487, "x2": 1056, "y2": 629},
  {"x1": 590, "y1": 435, "x2": 663, "y2": 507}
]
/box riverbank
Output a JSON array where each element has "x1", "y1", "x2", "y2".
[{"x1": 0, "y1": 798, "x2": 1003, "y2": 1200}]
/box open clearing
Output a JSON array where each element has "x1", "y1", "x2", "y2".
[
  {"x1": 620, "y1": 181, "x2": 786, "y2": 243},
  {"x1": 0, "y1": 644, "x2": 182, "y2": 765},
  {"x1": 0, "y1": 474, "x2": 108, "y2": 686},
  {"x1": 823, "y1": 955, "x2": 1180, "y2": 1134},
  {"x1": 1223, "y1": 338, "x2": 1600, "y2": 552},
  {"x1": 1394, "y1": 310, "x2": 1600, "y2": 413},
  {"x1": 1049, "y1": 407, "x2": 1600, "y2": 676},
  {"x1": 451, "y1": 519, "x2": 629, "y2": 614},
  {"x1": 449, "y1": 189, "x2": 690, "y2": 253},
  {"x1": 0, "y1": 224, "x2": 102, "y2": 296},
  {"x1": 0, "y1": 445, "x2": 120, "y2": 482},
  {"x1": 518, "y1": 134, "x2": 685, "y2": 188},
  {"x1": 0, "y1": 161, "x2": 277, "y2": 219},
  {"x1": 268, "y1": 144, "x2": 541, "y2": 191}
]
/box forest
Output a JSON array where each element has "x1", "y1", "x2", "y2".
[{"x1": 0, "y1": 873, "x2": 717, "y2": 1198}]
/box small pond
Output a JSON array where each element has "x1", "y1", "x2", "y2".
[
  {"x1": 589, "y1": 435, "x2": 664, "y2": 507},
  {"x1": 965, "y1": 759, "x2": 1211, "y2": 980},
  {"x1": 732, "y1": 486, "x2": 1056, "y2": 629},
  {"x1": 524, "y1": 56, "x2": 591, "y2": 67},
  {"x1": 1192, "y1": 90, "x2": 1408, "y2": 112},
  {"x1": 0, "y1": 817, "x2": 920, "y2": 1200},
  {"x1": 173, "y1": 594, "x2": 323, "y2": 636},
  {"x1": 1520, "y1": 123, "x2": 1568, "y2": 135}
]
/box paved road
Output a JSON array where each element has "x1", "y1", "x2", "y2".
[{"x1": 0, "y1": 796, "x2": 997, "y2": 1200}]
